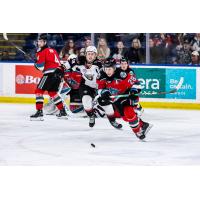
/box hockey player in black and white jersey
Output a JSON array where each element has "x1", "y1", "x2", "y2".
[
  {"x1": 77, "y1": 46, "x2": 122, "y2": 129},
  {"x1": 77, "y1": 46, "x2": 99, "y2": 127}
]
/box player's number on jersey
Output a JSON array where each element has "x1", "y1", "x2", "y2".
[
  {"x1": 54, "y1": 55, "x2": 60, "y2": 64},
  {"x1": 49, "y1": 49, "x2": 60, "y2": 64},
  {"x1": 128, "y1": 76, "x2": 136, "y2": 85}
]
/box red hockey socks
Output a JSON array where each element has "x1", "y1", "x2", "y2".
[
  {"x1": 48, "y1": 91, "x2": 64, "y2": 110},
  {"x1": 35, "y1": 88, "x2": 45, "y2": 110}
]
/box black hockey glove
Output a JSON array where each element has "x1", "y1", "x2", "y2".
[
  {"x1": 68, "y1": 57, "x2": 78, "y2": 68},
  {"x1": 101, "y1": 90, "x2": 111, "y2": 100},
  {"x1": 129, "y1": 88, "x2": 141, "y2": 95},
  {"x1": 98, "y1": 90, "x2": 112, "y2": 106},
  {"x1": 129, "y1": 88, "x2": 141, "y2": 100}
]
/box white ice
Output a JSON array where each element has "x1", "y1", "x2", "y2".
[{"x1": 0, "y1": 103, "x2": 200, "y2": 165}]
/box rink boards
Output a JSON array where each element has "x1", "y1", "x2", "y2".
[{"x1": 0, "y1": 62, "x2": 200, "y2": 109}]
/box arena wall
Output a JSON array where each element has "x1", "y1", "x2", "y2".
[{"x1": 0, "y1": 62, "x2": 200, "y2": 109}]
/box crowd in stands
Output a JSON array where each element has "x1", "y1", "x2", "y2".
[
  {"x1": 149, "y1": 33, "x2": 200, "y2": 65},
  {"x1": 1, "y1": 33, "x2": 200, "y2": 65}
]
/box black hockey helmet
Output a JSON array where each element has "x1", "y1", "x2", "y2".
[
  {"x1": 38, "y1": 33, "x2": 48, "y2": 41},
  {"x1": 120, "y1": 57, "x2": 129, "y2": 64},
  {"x1": 103, "y1": 58, "x2": 116, "y2": 69}
]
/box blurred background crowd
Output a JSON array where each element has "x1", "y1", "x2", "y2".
[{"x1": 1, "y1": 33, "x2": 200, "y2": 65}]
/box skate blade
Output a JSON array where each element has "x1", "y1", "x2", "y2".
[{"x1": 30, "y1": 117, "x2": 44, "y2": 121}]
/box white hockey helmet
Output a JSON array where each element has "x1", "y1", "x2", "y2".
[{"x1": 85, "y1": 46, "x2": 97, "y2": 54}]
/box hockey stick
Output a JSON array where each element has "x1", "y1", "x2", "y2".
[
  {"x1": 111, "y1": 77, "x2": 184, "y2": 98},
  {"x1": 2, "y1": 33, "x2": 35, "y2": 61}
]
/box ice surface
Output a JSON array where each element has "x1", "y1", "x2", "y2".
[{"x1": 0, "y1": 103, "x2": 200, "y2": 165}]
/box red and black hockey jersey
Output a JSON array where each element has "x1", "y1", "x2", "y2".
[
  {"x1": 35, "y1": 46, "x2": 62, "y2": 74},
  {"x1": 97, "y1": 68, "x2": 140, "y2": 96}
]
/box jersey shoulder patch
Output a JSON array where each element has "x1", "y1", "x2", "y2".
[{"x1": 120, "y1": 71, "x2": 127, "y2": 79}]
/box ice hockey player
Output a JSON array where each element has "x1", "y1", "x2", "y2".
[
  {"x1": 120, "y1": 57, "x2": 144, "y2": 116},
  {"x1": 97, "y1": 59, "x2": 152, "y2": 140},
  {"x1": 30, "y1": 34, "x2": 67, "y2": 120},
  {"x1": 76, "y1": 46, "x2": 100, "y2": 127}
]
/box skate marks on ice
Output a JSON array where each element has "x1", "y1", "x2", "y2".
[{"x1": 0, "y1": 104, "x2": 200, "y2": 165}]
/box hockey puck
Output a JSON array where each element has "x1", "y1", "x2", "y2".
[{"x1": 91, "y1": 143, "x2": 95, "y2": 148}]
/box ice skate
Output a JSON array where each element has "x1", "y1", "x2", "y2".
[
  {"x1": 30, "y1": 110, "x2": 44, "y2": 121},
  {"x1": 89, "y1": 114, "x2": 95, "y2": 127},
  {"x1": 109, "y1": 119, "x2": 122, "y2": 129},
  {"x1": 135, "y1": 122, "x2": 153, "y2": 140},
  {"x1": 56, "y1": 108, "x2": 68, "y2": 119}
]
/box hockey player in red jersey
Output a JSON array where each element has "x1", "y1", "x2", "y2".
[
  {"x1": 97, "y1": 59, "x2": 152, "y2": 140},
  {"x1": 30, "y1": 34, "x2": 67, "y2": 120},
  {"x1": 120, "y1": 58, "x2": 144, "y2": 116}
]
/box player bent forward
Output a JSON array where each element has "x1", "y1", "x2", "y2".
[{"x1": 97, "y1": 59, "x2": 153, "y2": 140}]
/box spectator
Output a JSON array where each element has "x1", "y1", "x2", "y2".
[
  {"x1": 176, "y1": 40, "x2": 192, "y2": 64},
  {"x1": 1, "y1": 51, "x2": 10, "y2": 61},
  {"x1": 79, "y1": 38, "x2": 92, "y2": 56},
  {"x1": 97, "y1": 38, "x2": 110, "y2": 61},
  {"x1": 112, "y1": 41, "x2": 127, "y2": 65},
  {"x1": 190, "y1": 51, "x2": 199, "y2": 65},
  {"x1": 149, "y1": 39, "x2": 163, "y2": 64},
  {"x1": 160, "y1": 33, "x2": 175, "y2": 64},
  {"x1": 59, "y1": 39, "x2": 78, "y2": 60},
  {"x1": 191, "y1": 33, "x2": 200, "y2": 53},
  {"x1": 124, "y1": 38, "x2": 142, "y2": 64}
]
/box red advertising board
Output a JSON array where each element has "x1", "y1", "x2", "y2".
[{"x1": 15, "y1": 65, "x2": 43, "y2": 94}]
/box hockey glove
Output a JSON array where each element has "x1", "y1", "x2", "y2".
[
  {"x1": 129, "y1": 88, "x2": 141, "y2": 101},
  {"x1": 68, "y1": 57, "x2": 78, "y2": 68},
  {"x1": 101, "y1": 90, "x2": 111, "y2": 100},
  {"x1": 129, "y1": 88, "x2": 141, "y2": 95},
  {"x1": 98, "y1": 90, "x2": 112, "y2": 106}
]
